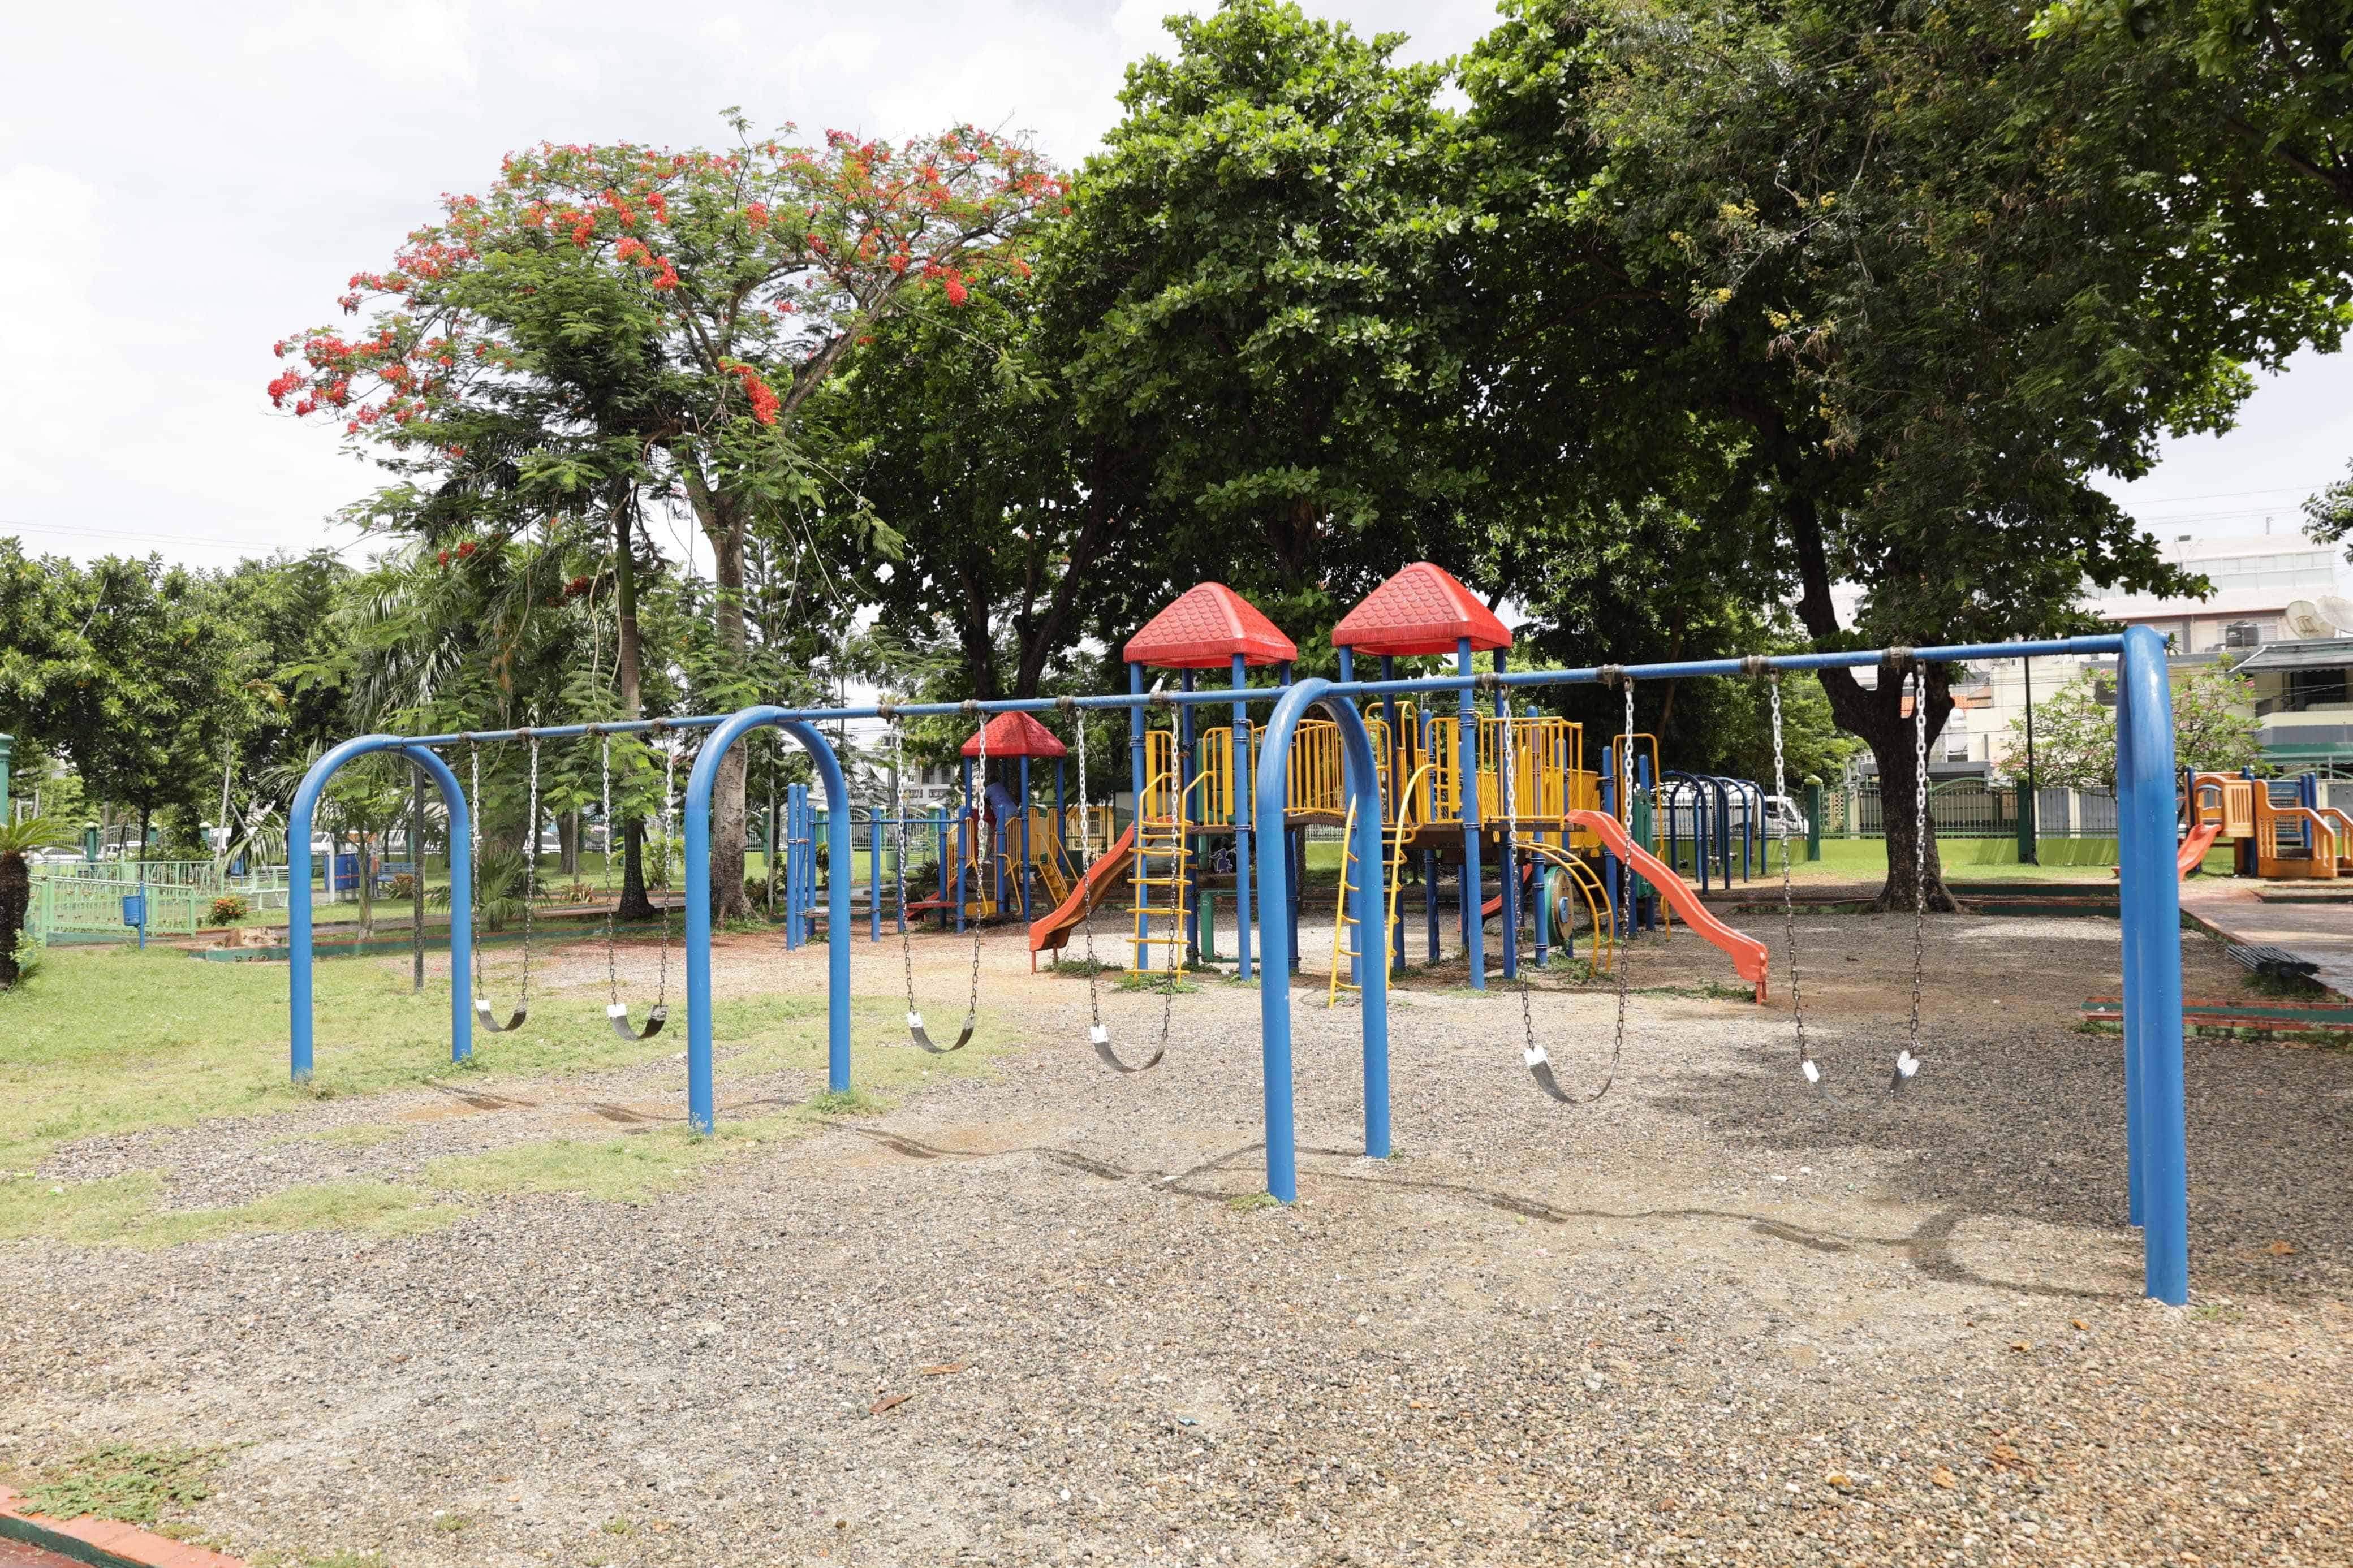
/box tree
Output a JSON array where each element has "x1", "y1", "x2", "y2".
[
  {"x1": 830, "y1": 286, "x2": 1140, "y2": 699},
  {"x1": 2033, "y1": 0, "x2": 2353, "y2": 215},
  {"x1": 1462, "y1": 0, "x2": 2348, "y2": 910},
  {"x1": 2002, "y1": 662, "x2": 2264, "y2": 791},
  {"x1": 271, "y1": 116, "x2": 1059, "y2": 916},
  {"x1": 2305, "y1": 459, "x2": 2353, "y2": 545},
  {"x1": 0, "y1": 547, "x2": 261, "y2": 860},
  {"x1": 1041, "y1": 0, "x2": 1489, "y2": 648},
  {"x1": 0, "y1": 817, "x2": 71, "y2": 988}
]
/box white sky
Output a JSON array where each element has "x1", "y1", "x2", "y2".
[{"x1": 3, "y1": 0, "x2": 2347, "y2": 573}]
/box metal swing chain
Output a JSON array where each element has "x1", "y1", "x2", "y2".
[
  {"x1": 1072, "y1": 705, "x2": 1106, "y2": 1035},
  {"x1": 601, "y1": 733, "x2": 619, "y2": 1007},
  {"x1": 657, "y1": 736, "x2": 677, "y2": 1007},
  {"x1": 468, "y1": 741, "x2": 485, "y2": 995},
  {"x1": 1898, "y1": 665, "x2": 1928, "y2": 1091},
  {"x1": 1770, "y1": 676, "x2": 1816, "y2": 1086},
  {"x1": 890, "y1": 714, "x2": 920, "y2": 1017},
  {"x1": 967, "y1": 706, "x2": 988, "y2": 1018},
  {"x1": 519, "y1": 731, "x2": 539, "y2": 1007},
  {"x1": 1604, "y1": 673, "x2": 1632, "y2": 1099},
  {"x1": 1502, "y1": 689, "x2": 1536, "y2": 1053}
]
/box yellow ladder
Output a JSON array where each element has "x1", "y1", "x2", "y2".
[
  {"x1": 1329, "y1": 800, "x2": 1365, "y2": 1005},
  {"x1": 1131, "y1": 767, "x2": 1190, "y2": 977},
  {"x1": 1330, "y1": 765, "x2": 1434, "y2": 1005}
]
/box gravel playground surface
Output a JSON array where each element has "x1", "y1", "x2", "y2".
[{"x1": 5, "y1": 905, "x2": 2351, "y2": 1567}]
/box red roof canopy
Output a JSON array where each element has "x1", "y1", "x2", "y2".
[
  {"x1": 958, "y1": 710, "x2": 1068, "y2": 759},
  {"x1": 1331, "y1": 563, "x2": 1512, "y2": 657},
  {"x1": 1122, "y1": 582, "x2": 1299, "y2": 669}
]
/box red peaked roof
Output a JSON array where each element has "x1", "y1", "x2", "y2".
[
  {"x1": 1122, "y1": 582, "x2": 1299, "y2": 669},
  {"x1": 1331, "y1": 563, "x2": 1512, "y2": 656},
  {"x1": 958, "y1": 710, "x2": 1068, "y2": 759}
]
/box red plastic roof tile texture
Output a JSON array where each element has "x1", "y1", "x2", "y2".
[
  {"x1": 958, "y1": 710, "x2": 1070, "y2": 759},
  {"x1": 1122, "y1": 582, "x2": 1299, "y2": 669},
  {"x1": 1331, "y1": 562, "x2": 1512, "y2": 656}
]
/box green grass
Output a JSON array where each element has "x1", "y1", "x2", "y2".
[
  {"x1": 15, "y1": 1443, "x2": 224, "y2": 1526},
  {"x1": 0, "y1": 945, "x2": 1005, "y2": 1247},
  {"x1": 0, "y1": 1171, "x2": 462, "y2": 1248}
]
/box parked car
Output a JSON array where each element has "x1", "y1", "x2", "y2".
[{"x1": 1760, "y1": 794, "x2": 1810, "y2": 839}]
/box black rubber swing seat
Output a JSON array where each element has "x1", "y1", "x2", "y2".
[
  {"x1": 1089, "y1": 1024, "x2": 1164, "y2": 1075},
  {"x1": 907, "y1": 1012, "x2": 975, "y2": 1053},
  {"x1": 475, "y1": 998, "x2": 527, "y2": 1033},
  {"x1": 1522, "y1": 1045, "x2": 1578, "y2": 1104},
  {"x1": 607, "y1": 1003, "x2": 668, "y2": 1042}
]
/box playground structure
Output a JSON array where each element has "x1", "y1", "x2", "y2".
[
  {"x1": 282, "y1": 604, "x2": 2192, "y2": 1303},
  {"x1": 2188, "y1": 769, "x2": 2353, "y2": 880}
]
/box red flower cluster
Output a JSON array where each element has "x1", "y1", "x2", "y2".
[
  {"x1": 720, "y1": 358, "x2": 779, "y2": 426},
  {"x1": 456, "y1": 541, "x2": 477, "y2": 558},
  {"x1": 564, "y1": 575, "x2": 593, "y2": 597}
]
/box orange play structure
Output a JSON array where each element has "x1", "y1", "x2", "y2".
[
  {"x1": 1023, "y1": 567, "x2": 1768, "y2": 1003},
  {"x1": 2190, "y1": 771, "x2": 2353, "y2": 880}
]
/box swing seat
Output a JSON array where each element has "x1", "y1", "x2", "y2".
[
  {"x1": 607, "y1": 1001, "x2": 668, "y2": 1042},
  {"x1": 907, "y1": 1010, "x2": 974, "y2": 1054},
  {"x1": 1890, "y1": 1049, "x2": 1920, "y2": 1092},
  {"x1": 1091, "y1": 1022, "x2": 1165, "y2": 1075},
  {"x1": 475, "y1": 997, "x2": 527, "y2": 1033},
  {"x1": 1521, "y1": 1044, "x2": 1577, "y2": 1104}
]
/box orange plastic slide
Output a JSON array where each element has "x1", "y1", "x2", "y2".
[
  {"x1": 1028, "y1": 821, "x2": 1139, "y2": 970},
  {"x1": 1566, "y1": 810, "x2": 1769, "y2": 1001},
  {"x1": 2177, "y1": 820, "x2": 2221, "y2": 878}
]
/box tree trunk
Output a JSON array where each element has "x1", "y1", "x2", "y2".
[
  {"x1": 689, "y1": 466, "x2": 751, "y2": 921},
  {"x1": 0, "y1": 853, "x2": 27, "y2": 985},
  {"x1": 1784, "y1": 490, "x2": 1961, "y2": 913},
  {"x1": 613, "y1": 494, "x2": 657, "y2": 921},
  {"x1": 558, "y1": 810, "x2": 579, "y2": 878}
]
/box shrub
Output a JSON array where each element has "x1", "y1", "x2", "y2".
[
  {"x1": 207, "y1": 895, "x2": 249, "y2": 927},
  {"x1": 386, "y1": 873, "x2": 421, "y2": 902}
]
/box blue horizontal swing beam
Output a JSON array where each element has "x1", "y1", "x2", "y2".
[{"x1": 379, "y1": 637, "x2": 2130, "y2": 746}]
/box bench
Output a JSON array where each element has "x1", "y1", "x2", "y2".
[{"x1": 2226, "y1": 943, "x2": 2319, "y2": 980}]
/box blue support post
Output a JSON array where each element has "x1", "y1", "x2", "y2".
[
  {"x1": 1179, "y1": 669, "x2": 1198, "y2": 959},
  {"x1": 869, "y1": 809, "x2": 881, "y2": 943},
  {"x1": 1337, "y1": 647, "x2": 1358, "y2": 987},
  {"x1": 1130, "y1": 660, "x2": 1148, "y2": 970},
  {"x1": 1458, "y1": 638, "x2": 1484, "y2": 987},
  {"x1": 1019, "y1": 753, "x2": 1033, "y2": 925},
  {"x1": 288, "y1": 738, "x2": 472, "y2": 1081},
  {"x1": 2116, "y1": 625, "x2": 2188, "y2": 1304},
  {"x1": 1421, "y1": 702, "x2": 1439, "y2": 965},
  {"x1": 1252, "y1": 679, "x2": 1391, "y2": 1203},
  {"x1": 1497, "y1": 647, "x2": 1519, "y2": 981},
  {"x1": 1231, "y1": 653, "x2": 1254, "y2": 980},
  {"x1": 686, "y1": 709, "x2": 854, "y2": 1133}
]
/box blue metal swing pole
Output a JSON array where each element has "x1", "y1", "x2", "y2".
[
  {"x1": 685, "y1": 709, "x2": 854, "y2": 1133},
  {"x1": 1497, "y1": 647, "x2": 1519, "y2": 981},
  {"x1": 288, "y1": 738, "x2": 472, "y2": 1080},
  {"x1": 1253, "y1": 679, "x2": 1391, "y2": 1202},
  {"x1": 1231, "y1": 652, "x2": 1254, "y2": 980},
  {"x1": 2117, "y1": 625, "x2": 2190, "y2": 1302},
  {"x1": 1455, "y1": 638, "x2": 1484, "y2": 986}
]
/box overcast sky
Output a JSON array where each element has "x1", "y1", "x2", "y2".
[{"x1": 4, "y1": 0, "x2": 2346, "y2": 574}]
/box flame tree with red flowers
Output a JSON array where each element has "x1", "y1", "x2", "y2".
[{"x1": 272, "y1": 111, "x2": 1062, "y2": 916}]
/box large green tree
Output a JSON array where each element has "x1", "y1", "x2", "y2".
[
  {"x1": 272, "y1": 116, "x2": 1058, "y2": 915},
  {"x1": 1041, "y1": 0, "x2": 1489, "y2": 646},
  {"x1": 1463, "y1": 0, "x2": 2351, "y2": 908}
]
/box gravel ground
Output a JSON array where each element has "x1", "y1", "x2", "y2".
[{"x1": 5, "y1": 902, "x2": 2351, "y2": 1567}]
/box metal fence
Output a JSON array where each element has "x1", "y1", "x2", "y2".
[{"x1": 1822, "y1": 780, "x2": 2120, "y2": 840}]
